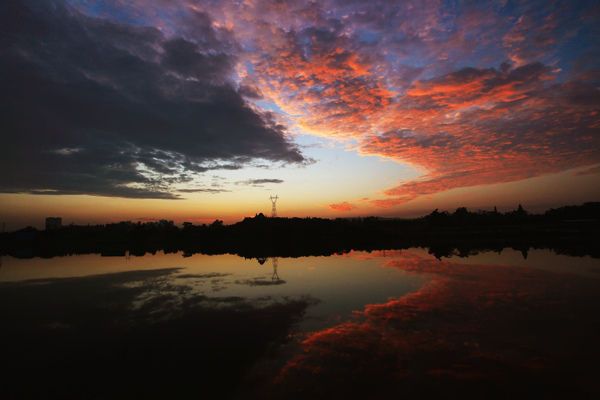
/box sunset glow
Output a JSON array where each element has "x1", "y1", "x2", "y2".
[{"x1": 1, "y1": 0, "x2": 599, "y2": 229}]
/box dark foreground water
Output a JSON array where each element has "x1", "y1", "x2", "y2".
[{"x1": 1, "y1": 249, "x2": 599, "y2": 399}]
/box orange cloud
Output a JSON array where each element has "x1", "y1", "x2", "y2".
[
  {"x1": 368, "y1": 196, "x2": 416, "y2": 209},
  {"x1": 326, "y1": 201, "x2": 357, "y2": 212}
]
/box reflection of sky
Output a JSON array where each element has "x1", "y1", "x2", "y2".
[
  {"x1": 0, "y1": 251, "x2": 428, "y2": 332},
  {"x1": 2, "y1": 249, "x2": 598, "y2": 327},
  {"x1": 1, "y1": 249, "x2": 599, "y2": 397}
]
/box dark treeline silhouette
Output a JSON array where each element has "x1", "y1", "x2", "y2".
[{"x1": 1, "y1": 202, "x2": 599, "y2": 259}]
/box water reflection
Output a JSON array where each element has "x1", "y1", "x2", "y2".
[
  {"x1": 0, "y1": 249, "x2": 598, "y2": 399},
  {"x1": 272, "y1": 257, "x2": 280, "y2": 282},
  {"x1": 0, "y1": 267, "x2": 317, "y2": 399},
  {"x1": 267, "y1": 250, "x2": 600, "y2": 399}
]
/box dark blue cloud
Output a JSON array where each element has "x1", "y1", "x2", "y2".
[{"x1": 0, "y1": 0, "x2": 306, "y2": 199}]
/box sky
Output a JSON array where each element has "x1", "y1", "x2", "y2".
[{"x1": 1, "y1": 0, "x2": 599, "y2": 230}]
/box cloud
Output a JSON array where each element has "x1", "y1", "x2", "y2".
[
  {"x1": 0, "y1": 0, "x2": 306, "y2": 199},
  {"x1": 573, "y1": 165, "x2": 600, "y2": 177},
  {"x1": 360, "y1": 63, "x2": 599, "y2": 204},
  {"x1": 228, "y1": 0, "x2": 599, "y2": 207},
  {"x1": 326, "y1": 202, "x2": 358, "y2": 212},
  {"x1": 2, "y1": 0, "x2": 598, "y2": 205},
  {"x1": 369, "y1": 197, "x2": 416, "y2": 209},
  {"x1": 177, "y1": 188, "x2": 231, "y2": 194},
  {"x1": 235, "y1": 179, "x2": 284, "y2": 186}
]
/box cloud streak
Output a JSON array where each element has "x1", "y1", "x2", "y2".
[
  {"x1": 326, "y1": 202, "x2": 358, "y2": 212},
  {"x1": 235, "y1": 179, "x2": 284, "y2": 187}
]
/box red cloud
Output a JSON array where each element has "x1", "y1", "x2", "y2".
[
  {"x1": 355, "y1": 63, "x2": 600, "y2": 205},
  {"x1": 231, "y1": 1, "x2": 599, "y2": 208},
  {"x1": 326, "y1": 201, "x2": 357, "y2": 212},
  {"x1": 368, "y1": 196, "x2": 416, "y2": 209}
]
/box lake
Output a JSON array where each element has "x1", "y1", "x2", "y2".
[{"x1": 1, "y1": 248, "x2": 599, "y2": 399}]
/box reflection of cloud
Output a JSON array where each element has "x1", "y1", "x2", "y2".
[
  {"x1": 269, "y1": 251, "x2": 600, "y2": 398},
  {"x1": 235, "y1": 278, "x2": 286, "y2": 286},
  {"x1": 0, "y1": 266, "x2": 317, "y2": 398},
  {"x1": 176, "y1": 273, "x2": 232, "y2": 279}
]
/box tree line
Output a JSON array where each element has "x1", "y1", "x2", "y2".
[{"x1": 1, "y1": 202, "x2": 598, "y2": 259}]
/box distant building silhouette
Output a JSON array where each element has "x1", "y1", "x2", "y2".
[{"x1": 45, "y1": 217, "x2": 62, "y2": 230}]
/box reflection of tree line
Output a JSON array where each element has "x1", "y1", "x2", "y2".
[{"x1": 0, "y1": 203, "x2": 598, "y2": 259}]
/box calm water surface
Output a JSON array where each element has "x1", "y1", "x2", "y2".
[{"x1": 1, "y1": 249, "x2": 599, "y2": 399}]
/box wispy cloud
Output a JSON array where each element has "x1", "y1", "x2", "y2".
[
  {"x1": 573, "y1": 165, "x2": 600, "y2": 177},
  {"x1": 235, "y1": 179, "x2": 284, "y2": 187},
  {"x1": 326, "y1": 202, "x2": 358, "y2": 212},
  {"x1": 177, "y1": 188, "x2": 231, "y2": 194}
]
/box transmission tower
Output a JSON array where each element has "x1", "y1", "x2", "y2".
[{"x1": 269, "y1": 195, "x2": 279, "y2": 217}]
